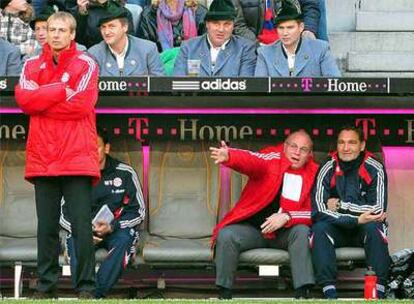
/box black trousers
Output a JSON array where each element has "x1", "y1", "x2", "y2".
[
  {"x1": 312, "y1": 220, "x2": 390, "y2": 286},
  {"x1": 34, "y1": 176, "x2": 95, "y2": 293}
]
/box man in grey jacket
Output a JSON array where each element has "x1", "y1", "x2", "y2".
[
  {"x1": 173, "y1": 0, "x2": 256, "y2": 77},
  {"x1": 88, "y1": 4, "x2": 164, "y2": 76},
  {"x1": 0, "y1": 39, "x2": 21, "y2": 76},
  {"x1": 254, "y1": 0, "x2": 340, "y2": 77}
]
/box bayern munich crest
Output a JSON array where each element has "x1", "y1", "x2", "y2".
[
  {"x1": 61, "y1": 72, "x2": 70, "y2": 83},
  {"x1": 113, "y1": 177, "x2": 122, "y2": 187}
]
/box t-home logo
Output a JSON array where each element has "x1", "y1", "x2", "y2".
[
  {"x1": 172, "y1": 79, "x2": 247, "y2": 91},
  {"x1": 98, "y1": 80, "x2": 128, "y2": 91}
]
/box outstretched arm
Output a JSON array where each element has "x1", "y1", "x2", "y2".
[{"x1": 210, "y1": 141, "x2": 280, "y2": 178}]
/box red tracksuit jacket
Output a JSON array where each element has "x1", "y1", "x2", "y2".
[
  {"x1": 15, "y1": 41, "x2": 100, "y2": 183},
  {"x1": 211, "y1": 144, "x2": 319, "y2": 246}
]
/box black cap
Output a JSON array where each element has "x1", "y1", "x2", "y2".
[
  {"x1": 205, "y1": 0, "x2": 236, "y2": 21},
  {"x1": 274, "y1": 0, "x2": 303, "y2": 25},
  {"x1": 0, "y1": 0, "x2": 12, "y2": 10},
  {"x1": 29, "y1": 5, "x2": 55, "y2": 29},
  {"x1": 97, "y1": 0, "x2": 129, "y2": 27}
]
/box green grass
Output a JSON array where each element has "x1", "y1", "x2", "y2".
[{"x1": 3, "y1": 300, "x2": 414, "y2": 303}]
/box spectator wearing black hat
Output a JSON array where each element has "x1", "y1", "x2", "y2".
[
  {"x1": 88, "y1": 3, "x2": 164, "y2": 76},
  {"x1": 0, "y1": 0, "x2": 36, "y2": 55},
  {"x1": 254, "y1": 0, "x2": 340, "y2": 77},
  {"x1": 0, "y1": 38, "x2": 21, "y2": 75},
  {"x1": 173, "y1": 0, "x2": 256, "y2": 77}
]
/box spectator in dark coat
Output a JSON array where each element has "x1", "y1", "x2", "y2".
[
  {"x1": 232, "y1": 0, "x2": 319, "y2": 45},
  {"x1": 66, "y1": 0, "x2": 134, "y2": 48}
]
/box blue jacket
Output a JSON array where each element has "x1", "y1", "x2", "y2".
[
  {"x1": 88, "y1": 35, "x2": 165, "y2": 76},
  {"x1": 0, "y1": 39, "x2": 21, "y2": 76},
  {"x1": 311, "y1": 151, "x2": 387, "y2": 229},
  {"x1": 173, "y1": 34, "x2": 257, "y2": 77},
  {"x1": 255, "y1": 38, "x2": 341, "y2": 77}
]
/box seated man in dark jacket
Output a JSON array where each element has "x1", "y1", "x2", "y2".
[
  {"x1": 61, "y1": 127, "x2": 146, "y2": 298},
  {"x1": 232, "y1": 0, "x2": 319, "y2": 45},
  {"x1": 311, "y1": 126, "x2": 390, "y2": 299}
]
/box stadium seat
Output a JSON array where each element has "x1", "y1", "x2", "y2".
[
  {"x1": 142, "y1": 140, "x2": 220, "y2": 266},
  {"x1": 0, "y1": 140, "x2": 37, "y2": 297}
]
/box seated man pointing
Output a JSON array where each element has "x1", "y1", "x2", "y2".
[{"x1": 210, "y1": 130, "x2": 319, "y2": 299}]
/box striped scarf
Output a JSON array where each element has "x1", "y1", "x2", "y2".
[
  {"x1": 156, "y1": 0, "x2": 197, "y2": 51},
  {"x1": 258, "y1": 0, "x2": 279, "y2": 45}
]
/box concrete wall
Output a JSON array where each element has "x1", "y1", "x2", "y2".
[{"x1": 327, "y1": 0, "x2": 359, "y2": 32}]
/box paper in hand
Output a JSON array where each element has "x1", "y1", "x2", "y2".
[{"x1": 92, "y1": 204, "x2": 114, "y2": 225}]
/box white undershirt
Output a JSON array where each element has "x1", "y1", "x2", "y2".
[
  {"x1": 282, "y1": 173, "x2": 303, "y2": 202},
  {"x1": 207, "y1": 36, "x2": 230, "y2": 69},
  {"x1": 108, "y1": 38, "x2": 129, "y2": 70},
  {"x1": 282, "y1": 41, "x2": 300, "y2": 75}
]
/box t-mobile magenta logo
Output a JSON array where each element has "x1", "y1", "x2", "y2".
[{"x1": 301, "y1": 78, "x2": 313, "y2": 92}]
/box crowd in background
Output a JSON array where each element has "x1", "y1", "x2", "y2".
[
  {"x1": 3, "y1": 1, "x2": 394, "y2": 300},
  {"x1": 1, "y1": 0, "x2": 337, "y2": 77}
]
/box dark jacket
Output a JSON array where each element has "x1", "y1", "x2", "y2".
[
  {"x1": 232, "y1": 0, "x2": 320, "y2": 42},
  {"x1": 60, "y1": 155, "x2": 146, "y2": 233},
  {"x1": 65, "y1": 0, "x2": 134, "y2": 48},
  {"x1": 137, "y1": 3, "x2": 208, "y2": 52},
  {"x1": 312, "y1": 151, "x2": 388, "y2": 229}
]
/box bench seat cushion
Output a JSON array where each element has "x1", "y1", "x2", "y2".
[
  {"x1": 0, "y1": 237, "x2": 37, "y2": 262},
  {"x1": 143, "y1": 236, "x2": 212, "y2": 262}
]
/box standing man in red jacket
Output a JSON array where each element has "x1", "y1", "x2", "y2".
[
  {"x1": 210, "y1": 130, "x2": 319, "y2": 299},
  {"x1": 15, "y1": 11, "x2": 100, "y2": 299}
]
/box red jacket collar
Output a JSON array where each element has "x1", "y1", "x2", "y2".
[
  {"x1": 329, "y1": 150, "x2": 375, "y2": 187},
  {"x1": 42, "y1": 41, "x2": 78, "y2": 65}
]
